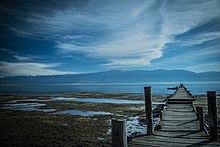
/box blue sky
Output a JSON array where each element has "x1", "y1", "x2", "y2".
[{"x1": 0, "y1": 0, "x2": 220, "y2": 76}]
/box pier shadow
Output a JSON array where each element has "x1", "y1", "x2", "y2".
[
  {"x1": 172, "y1": 130, "x2": 207, "y2": 139},
  {"x1": 184, "y1": 140, "x2": 220, "y2": 147},
  {"x1": 177, "y1": 119, "x2": 197, "y2": 126}
]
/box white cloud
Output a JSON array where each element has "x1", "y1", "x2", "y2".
[
  {"x1": 57, "y1": 32, "x2": 164, "y2": 59},
  {"x1": 153, "y1": 44, "x2": 220, "y2": 72},
  {"x1": 10, "y1": 28, "x2": 44, "y2": 39},
  {"x1": 160, "y1": 0, "x2": 220, "y2": 35},
  {"x1": 54, "y1": 0, "x2": 220, "y2": 68},
  {"x1": 10, "y1": 0, "x2": 220, "y2": 70},
  {"x1": 0, "y1": 48, "x2": 15, "y2": 54},
  {"x1": 173, "y1": 32, "x2": 220, "y2": 47},
  {"x1": 14, "y1": 55, "x2": 30, "y2": 61},
  {"x1": 0, "y1": 62, "x2": 78, "y2": 76},
  {"x1": 184, "y1": 62, "x2": 220, "y2": 72}
]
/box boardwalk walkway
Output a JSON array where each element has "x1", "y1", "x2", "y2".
[{"x1": 129, "y1": 88, "x2": 219, "y2": 146}]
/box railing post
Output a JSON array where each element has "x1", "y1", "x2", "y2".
[
  {"x1": 112, "y1": 118, "x2": 127, "y2": 147},
  {"x1": 196, "y1": 106, "x2": 199, "y2": 120},
  {"x1": 197, "y1": 107, "x2": 204, "y2": 131},
  {"x1": 160, "y1": 111, "x2": 162, "y2": 119},
  {"x1": 207, "y1": 91, "x2": 217, "y2": 142},
  {"x1": 144, "y1": 87, "x2": 153, "y2": 135}
]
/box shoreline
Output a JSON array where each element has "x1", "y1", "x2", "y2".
[{"x1": 0, "y1": 92, "x2": 219, "y2": 146}]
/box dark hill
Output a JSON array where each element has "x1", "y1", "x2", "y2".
[{"x1": 0, "y1": 70, "x2": 220, "y2": 84}]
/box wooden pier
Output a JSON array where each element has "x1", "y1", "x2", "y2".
[
  {"x1": 128, "y1": 85, "x2": 219, "y2": 147},
  {"x1": 112, "y1": 84, "x2": 219, "y2": 147}
]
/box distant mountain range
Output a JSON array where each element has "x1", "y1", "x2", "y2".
[{"x1": 0, "y1": 70, "x2": 220, "y2": 84}]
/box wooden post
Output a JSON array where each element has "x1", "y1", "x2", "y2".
[
  {"x1": 207, "y1": 91, "x2": 217, "y2": 142},
  {"x1": 160, "y1": 111, "x2": 162, "y2": 119},
  {"x1": 196, "y1": 106, "x2": 199, "y2": 120},
  {"x1": 144, "y1": 87, "x2": 153, "y2": 135},
  {"x1": 112, "y1": 118, "x2": 127, "y2": 147},
  {"x1": 197, "y1": 107, "x2": 204, "y2": 131}
]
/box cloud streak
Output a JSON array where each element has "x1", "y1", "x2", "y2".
[
  {"x1": 53, "y1": 0, "x2": 220, "y2": 68},
  {"x1": 185, "y1": 62, "x2": 220, "y2": 72},
  {"x1": 1, "y1": 0, "x2": 220, "y2": 75},
  {"x1": 0, "y1": 62, "x2": 78, "y2": 76}
]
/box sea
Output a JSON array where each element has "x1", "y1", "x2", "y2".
[{"x1": 0, "y1": 81, "x2": 220, "y2": 95}]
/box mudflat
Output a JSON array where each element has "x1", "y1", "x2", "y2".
[
  {"x1": 0, "y1": 92, "x2": 219, "y2": 146},
  {"x1": 0, "y1": 92, "x2": 151, "y2": 146}
]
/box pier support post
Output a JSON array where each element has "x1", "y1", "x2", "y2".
[
  {"x1": 144, "y1": 87, "x2": 153, "y2": 135},
  {"x1": 197, "y1": 107, "x2": 204, "y2": 131},
  {"x1": 112, "y1": 118, "x2": 127, "y2": 147},
  {"x1": 196, "y1": 106, "x2": 199, "y2": 120},
  {"x1": 160, "y1": 111, "x2": 162, "y2": 119},
  {"x1": 207, "y1": 91, "x2": 217, "y2": 142}
]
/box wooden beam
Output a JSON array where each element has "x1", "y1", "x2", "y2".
[
  {"x1": 196, "y1": 106, "x2": 199, "y2": 120},
  {"x1": 197, "y1": 107, "x2": 204, "y2": 131},
  {"x1": 112, "y1": 118, "x2": 127, "y2": 147},
  {"x1": 207, "y1": 91, "x2": 217, "y2": 142},
  {"x1": 144, "y1": 87, "x2": 153, "y2": 135}
]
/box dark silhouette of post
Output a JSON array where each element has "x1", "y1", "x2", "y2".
[
  {"x1": 196, "y1": 106, "x2": 199, "y2": 120},
  {"x1": 112, "y1": 118, "x2": 127, "y2": 147},
  {"x1": 197, "y1": 107, "x2": 204, "y2": 131},
  {"x1": 207, "y1": 91, "x2": 217, "y2": 141},
  {"x1": 144, "y1": 87, "x2": 153, "y2": 135}
]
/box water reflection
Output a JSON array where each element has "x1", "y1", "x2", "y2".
[
  {"x1": 52, "y1": 97, "x2": 166, "y2": 105},
  {"x1": 1, "y1": 100, "x2": 112, "y2": 116},
  {"x1": 1, "y1": 103, "x2": 56, "y2": 112},
  {"x1": 53, "y1": 110, "x2": 111, "y2": 116}
]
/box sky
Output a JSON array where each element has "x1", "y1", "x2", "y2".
[{"x1": 0, "y1": 0, "x2": 220, "y2": 76}]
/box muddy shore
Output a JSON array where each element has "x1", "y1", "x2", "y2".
[{"x1": 0, "y1": 92, "x2": 219, "y2": 146}]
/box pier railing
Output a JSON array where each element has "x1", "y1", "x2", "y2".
[
  {"x1": 203, "y1": 114, "x2": 220, "y2": 138},
  {"x1": 204, "y1": 114, "x2": 209, "y2": 134},
  {"x1": 194, "y1": 91, "x2": 218, "y2": 142}
]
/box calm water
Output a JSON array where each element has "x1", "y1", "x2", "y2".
[
  {"x1": 0, "y1": 82, "x2": 220, "y2": 94},
  {"x1": 52, "y1": 97, "x2": 166, "y2": 105}
]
